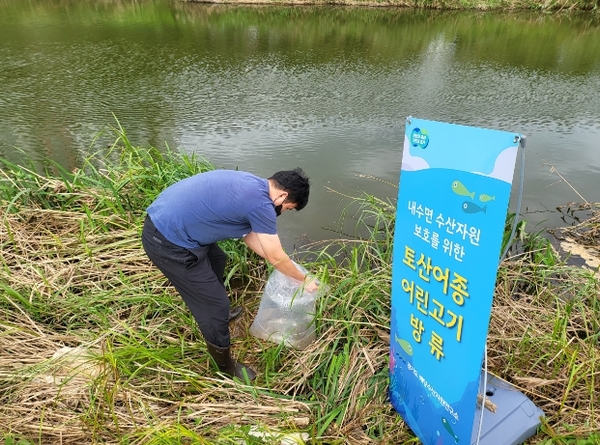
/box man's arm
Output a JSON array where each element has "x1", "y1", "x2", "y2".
[{"x1": 243, "y1": 232, "x2": 317, "y2": 290}]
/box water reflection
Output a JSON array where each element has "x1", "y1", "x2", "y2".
[{"x1": 0, "y1": 0, "x2": 599, "y2": 250}]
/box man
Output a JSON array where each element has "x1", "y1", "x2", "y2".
[{"x1": 141, "y1": 168, "x2": 318, "y2": 381}]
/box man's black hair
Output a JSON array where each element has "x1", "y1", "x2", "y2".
[{"x1": 269, "y1": 168, "x2": 310, "y2": 211}]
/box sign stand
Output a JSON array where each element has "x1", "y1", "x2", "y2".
[{"x1": 471, "y1": 371, "x2": 544, "y2": 445}]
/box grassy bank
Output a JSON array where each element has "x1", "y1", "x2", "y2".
[
  {"x1": 182, "y1": 0, "x2": 600, "y2": 11},
  {"x1": 0, "y1": 124, "x2": 598, "y2": 444}
]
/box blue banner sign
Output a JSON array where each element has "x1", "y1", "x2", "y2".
[{"x1": 390, "y1": 117, "x2": 521, "y2": 445}]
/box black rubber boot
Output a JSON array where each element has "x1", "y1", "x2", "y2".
[
  {"x1": 228, "y1": 306, "x2": 243, "y2": 321},
  {"x1": 205, "y1": 340, "x2": 256, "y2": 381}
]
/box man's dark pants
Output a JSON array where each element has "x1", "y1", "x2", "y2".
[{"x1": 141, "y1": 216, "x2": 231, "y2": 347}]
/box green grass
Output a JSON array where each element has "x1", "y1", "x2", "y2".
[
  {"x1": 0, "y1": 122, "x2": 598, "y2": 444},
  {"x1": 181, "y1": 0, "x2": 600, "y2": 10}
]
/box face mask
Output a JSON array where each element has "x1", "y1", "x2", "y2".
[{"x1": 275, "y1": 204, "x2": 282, "y2": 217}]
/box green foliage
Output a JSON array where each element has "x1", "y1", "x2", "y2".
[
  {"x1": 502, "y1": 213, "x2": 560, "y2": 266},
  {"x1": 538, "y1": 432, "x2": 600, "y2": 444},
  {"x1": 3, "y1": 436, "x2": 34, "y2": 445},
  {"x1": 0, "y1": 117, "x2": 214, "y2": 218}
]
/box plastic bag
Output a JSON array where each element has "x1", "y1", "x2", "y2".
[{"x1": 249, "y1": 262, "x2": 326, "y2": 350}]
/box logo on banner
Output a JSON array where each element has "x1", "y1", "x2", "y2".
[{"x1": 410, "y1": 127, "x2": 429, "y2": 149}]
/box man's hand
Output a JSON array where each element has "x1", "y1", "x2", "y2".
[{"x1": 304, "y1": 275, "x2": 319, "y2": 293}]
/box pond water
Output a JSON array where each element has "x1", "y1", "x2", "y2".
[{"x1": 1, "y1": 0, "x2": 599, "y2": 251}]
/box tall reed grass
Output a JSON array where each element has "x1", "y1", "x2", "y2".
[
  {"x1": 0, "y1": 124, "x2": 598, "y2": 444},
  {"x1": 182, "y1": 0, "x2": 600, "y2": 11}
]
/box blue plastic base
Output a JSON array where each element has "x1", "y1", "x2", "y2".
[{"x1": 470, "y1": 372, "x2": 545, "y2": 445}]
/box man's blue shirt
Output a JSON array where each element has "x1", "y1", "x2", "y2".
[{"x1": 147, "y1": 170, "x2": 277, "y2": 249}]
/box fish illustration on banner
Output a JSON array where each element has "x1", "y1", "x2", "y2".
[{"x1": 389, "y1": 117, "x2": 521, "y2": 445}]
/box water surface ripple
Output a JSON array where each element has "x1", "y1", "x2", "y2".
[{"x1": 1, "y1": 2, "x2": 599, "y2": 248}]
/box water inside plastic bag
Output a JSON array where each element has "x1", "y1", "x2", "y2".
[{"x1": 249, "y1": 262, "x2": 324, "y2": 350}]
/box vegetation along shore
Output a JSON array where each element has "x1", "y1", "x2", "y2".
[
  {"x1": 183, "y1": 0, "x2": 600, "y2": 12},
  {"x1": 0, "y1": 123, "x2": 598, "y2": 444}
]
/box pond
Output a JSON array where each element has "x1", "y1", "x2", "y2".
[{"x1": 1, "y1": 0, "x2": 599, "y2": 251}]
